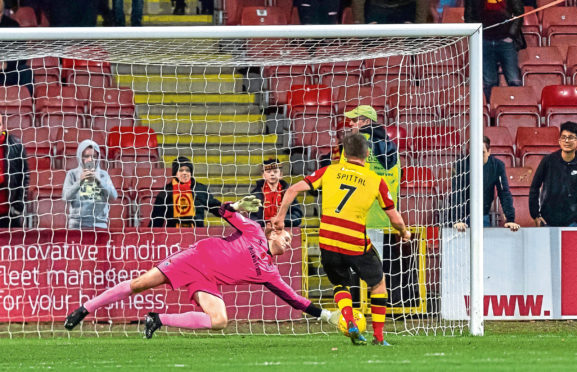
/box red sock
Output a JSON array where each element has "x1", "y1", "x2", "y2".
[{"x1": 334, "y1": 286, "x2": 356, "y2": 326}]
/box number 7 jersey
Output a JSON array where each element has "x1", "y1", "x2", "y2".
[{"x1": 304, "y1": 162, "x2": 395, "y2": 255}]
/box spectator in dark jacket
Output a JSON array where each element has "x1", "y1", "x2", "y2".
[
  {"x1": 450, "y1": 136, "x2": 519, "y2": 231},
  {"x1": 294, "y1": 0, "x2": 340, "y2": 24},
  {"x1": 0, "y1": 115, "x2": 29, "y2": 228},
  {"x1": 0, "y1": 2, "x2": 33, "y2": 95},
  {"x1": 465, "y1": 0, "x2": 525, "y2": 100},
  {"x1": 249, "y1": 159, "x2": 302, "y2": 228},
  {"x1": 150, "y1": 156, "x2": 221, "y2": 228},
  {"x1": 529, "y1": 121, "x2": 577, "y2": 227}
]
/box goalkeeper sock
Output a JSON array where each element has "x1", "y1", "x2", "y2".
[
  {"x1": 84, "y1": 280, "x2": 132, "y2": 313},
  {"x1": 334, "y1": 285, "x2": 356, "y2": 327},
  {"x1": 159, "y1": 311, "x2": 212, "y2": 330},
  {"x1": 371, "y1": 293, "x2": 388, "y2": 342}
]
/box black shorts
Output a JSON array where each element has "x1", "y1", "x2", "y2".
[{"x1": 320, "y1": 247, "x2": 383, "y2": 288}]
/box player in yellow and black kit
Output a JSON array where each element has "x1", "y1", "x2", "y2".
[{"x1": 272, "y1": 134, "x2": 410, "y2": 346}]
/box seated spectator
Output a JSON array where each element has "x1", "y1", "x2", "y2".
[
  {"x1": 0, "y1": 0, "x2": 33, "y2": 95},
  {"x1": 529, "y1": 122, "x2": 577, "y2": 227},
  {"x1": 449, "y1": 136, "x2": 520, "y2": 231},
  {"x1": 62, "y1": 140, "x2": 118, "y2": 229},
  {"x1": 113, "y1": 0, "x2": 142, "y2": 26},
  {"x1": 249, "y1": 159, "x2": 302, "y2": 228},
  {"x1": 294, "y1": 0, "x2": 340, "y2": 24},
  {"x1": 149, "y1": 156, "x2": 221, "y2": 228},
  {"x1": 0, "y1": 115, "x2": 29, "y2": 228},
  {"x1": 465, "y1": 0, "x2": 524, "y2": 100}
]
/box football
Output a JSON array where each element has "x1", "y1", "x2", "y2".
[{"x1": 337, "y1": 309, "x2": 367, "y2": 337}]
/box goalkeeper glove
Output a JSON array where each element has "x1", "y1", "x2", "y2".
[
  {"x1": 232, "y1": 195, "x2": 262, "y2": 213},
  {"x1": 320, "y1": 309, "x2": 340, "y2": 326}
]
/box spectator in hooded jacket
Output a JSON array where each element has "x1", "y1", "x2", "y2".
[
  {"x1": 149, "y1": 156, "x2": 221, "y2": 228},
  {"x1": 0, "y1": 115, "x2": 29, "y2": 228},
  {"x1": 62, "y1": 139, "x2": 117, "y2": 229},
  {"x1": 249, "y1": 159, "x2": 302, "y2": 228}
]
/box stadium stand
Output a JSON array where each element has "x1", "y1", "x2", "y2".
[
  {"x1": 11, "y1": 7, "x2": 38, "y2": 27},
  {"x1": 34, "y1": 84, "x2": 85, "y2": 128},
  {"x1": 503, "y1": 166, "x2": 535, "y2": 227},
  {"x1": 29, "y1": 56, "x2": 60, "y2": 84},
  {"x1": 399, "y1": 166, "x2": 436, "y2": 226},
  {"x1": 334, "y1": 85, "x2": 387, "y2": 124},
  {"x1": 0, "y1": 85, "x2": 34, "y2": 129},
  {"x1": 567, "y1": 45, "x2": 577, "y2": 84},
  {"x1": 522, "y1": 6, "x2": 541, "y2": 47},
  {"x1": 440, "y1": 7, "x2": 464, "y2": 23},
  {"x1": 85, "y1": 87, "x2": 136, "y2": 130},
  {"x1": 53, "y1": 127, "x2": 107, "y2": 170},
  {"x1": 223, "y1": 0, "x2": 267, "y2": 25},
  {"x1": 542, "y1": 6, "x2": 577, "y2": 47},
  {"x1": 107, "y1": 126, "x2": 160, "y2": 173}
]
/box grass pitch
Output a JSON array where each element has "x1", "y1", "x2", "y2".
[{"x1": 1, "y1": 322, "x2": 576, "y2": 371}]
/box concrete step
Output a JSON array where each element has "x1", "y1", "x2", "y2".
[
  {"x1": 193, "y1": 175, "x2": 304, "y2": 187},
  {"x1": 144, "y1": 0, "x2": 209, "y2": 15},
  {"x1": 219, "y1": 194, "x2": 316, "y2": 205},
  {"x1": 115, "y1": 64, "x2": 236, "y2": 76},
  {"x1": 142, "y1": 114, "x2": 266, "y2": 135},
  {"x1": 135, "y1": 93, "x2": 257, "y2": 105},
  {"x1": 163, "y1": 153, "x2": 290, "y2": 166},
  {"x1": 138, "y1": 104, "x2": 262, "y2": 116},
  {"x1": 159, "y1": 144, "x2": 281, "y2": 157},
  {"x1": 117, "y1": 74, "x2": 243, "y2": 94},
  {"x1": 157, "y1": 133, "x2": 278, "y2": 146}
]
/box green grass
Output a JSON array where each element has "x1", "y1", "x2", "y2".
[{"x1": 1, "y1": 322, "x2": 577, "y2": 371}]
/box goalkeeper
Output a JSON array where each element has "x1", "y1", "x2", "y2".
[{"x1": 65, "y1": 196, "x2": 336, "y2": 336}]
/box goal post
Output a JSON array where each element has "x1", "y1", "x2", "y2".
[{"x1": 0, "y1": 24, "x2": 483, "y2": 337}]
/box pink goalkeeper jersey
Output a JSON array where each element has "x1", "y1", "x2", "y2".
[{"x1": 158, "y1": 204, "x2": 311, "y2": 312}]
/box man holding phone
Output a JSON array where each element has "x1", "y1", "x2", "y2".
[{"x1": 62, "y1": 140, "x2": 117, "y2": 229}]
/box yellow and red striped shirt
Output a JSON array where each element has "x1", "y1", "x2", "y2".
[{"x1": 304, "y1": 162, "x2": 394, "y2": 255}]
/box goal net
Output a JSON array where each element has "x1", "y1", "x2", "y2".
[{"x1": 0, "y1": 25, "x2": 483, "y2": 337}]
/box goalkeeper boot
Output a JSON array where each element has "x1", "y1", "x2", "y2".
[
  {"x1": 145, "y1": 312, "x2": 163, "y2": 339},
  {"x1": 347, "y1": 321, "x2": 367, "y2": 346},
  {"x1": 372, "y1": 337, "x2": 391, "y2": 346},
  {"x1": 64, "y1": 305, "x2": 89, "y2": 330}
]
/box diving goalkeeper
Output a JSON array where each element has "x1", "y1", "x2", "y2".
[{"x1": 65, "y1": 196, "x2": 336, "y2": 337}]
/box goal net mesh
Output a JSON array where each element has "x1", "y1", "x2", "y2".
[{"x1": 0, "y1": 33, "x2": 472, "y2": 337}]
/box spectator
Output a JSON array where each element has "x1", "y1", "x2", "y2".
[
  {"x1": 48, "y1": 0, "x2": 98, "y2": 27},
  {"x1": 249, "y1": 159, "x2": 302, "y2": 228},
  {"x1": 341, "y1": 105, "x2": 400, "y2": 228},
  {"x1": 149, "y1": 156, "x2": 221, "y2": 228},
  {"x1": 62, "y1": 140, "x2": 118, "y2": 229},
  {"x1": 529, "y1": 121, "x2": 577, "y2": 227},
  {"x1": 0, "y1": 115, "x2": 29, "y2": 228},
  {"x1": 113, "y1": 0, "x2": 142, "y2": 26},
  {"x1": 0, "y1": 0, "x2": 33, "y2": 95},
  {"x1": 363, "y1": 0, "x2": 425, "y2": 24},
  {"x1": 172, "y1": 0, "x2": 213, "y2": 15},
  {"x1": 451, "y1": 136, "x2": 520, "y2": 231},
  {"x1": 465, "y1": 0, "x2": 525, "y2": 101},
  {"x1": 294, "y1": 0, "x2": 340, "y2": 24}
]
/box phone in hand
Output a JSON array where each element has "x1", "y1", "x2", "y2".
[{"x1": 83, "y1": 161, "x2": 95, "y2": 171}]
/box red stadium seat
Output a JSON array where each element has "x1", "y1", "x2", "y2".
[
  {"x1": 29, "y1": 56, "x2": 60, "y2": 84},
  {"x1": 441, "y1": 7, "x2": 464, "y2": 23},
  {"x1": 410, "y1": 126, "x2": 462, "y2": 173},
  {"x1": 85, "y1": 87, "x2": 136, "y2": 130},
  {"x1": 385, "y1": 125, "x2": 408, "y2": 153},
  {"x1": 54, "y1": 127, "x2": 107, "y2": 170},
  {"x1": 567, "y1": 46, "x2": 577, "y2": 84},
  {"x1": 415, "y1": 42, "x2": 469, "y2": 90},
  {"x1": 516, "y1": 126, "x2": 560, "y2": 168},
  {"x1": 0, "y1": 86, "x2": 34, "y2": 129},
  {"x1": 505, "y1": 167, "x2": 535, "y2": 192},
  {"x1": 266, "y1": 74, "x2": 311, "y2": 106},
  {"x1": 490, "y1": 86, "x2": 540, "y2": 139},
  {"x1": 12, "y1": 7, "x2": 38, "y2": 27},
  {"x1": 484, "y1": 127, "x2": 516, "y2": 167},
  {"x1": 133, "y1": 168, "x2": 171, "y2": 227},
  {"x1": 541, "y1": 85, "x2": 577, "y2": 127},
  {"x1": 34, "y1": 84, "x2": 85, "y2": 127},
  {"x1": 388, "y1": 86, "x2": 440, "y2": 130},
  {"x1": 400, "y1": 166, "x2": 436, "y2": 226},
  {"x1": 107, "y1": 127, "x2": 160, "y2": 173},
  {"x1": 542, "y1": 7, "x2": 577, "y2": 47},
  {"x1": 14, "y1": 127, "x2": 56, "y2": 170},
  {"x1": 512, "y1": 195, "x2": 534, "y2": 227},
  {"x1": 334, "y1": 85, "x2": 386, "y2": 123},
  {"x1": 29, "y1": 169, "x2": 68, "y2": 201},
  {"x1": 522, "y1": 6, "x2": 541, "y2": 47},
  {"x1": 317, "y1": 59, "x2": 363, "y2": 92},
  {"x1": 286, "y1": 84, "x2": 332, "y2": 116},
  {"x1": 240, "y1": 6, "x2": 288, "y2": 25},
  {"x1": 36, "y1": 199, "x2": 67, "y2": 229},
  {"x1": 341, "y1": 6, "x2": 353, "y2": 24},
  {"x1": 108, "y1": 198, "x2": 132, "y2": 229},
  {"x1": 223, "y1": 0, "x2": 267, "y2": 25},
  {"x1": 518, "y1": 47, "x2": 566, "y2": 97},
  {"x1": 364, "y1": 55, "x2": 415, "y2": 93}
]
